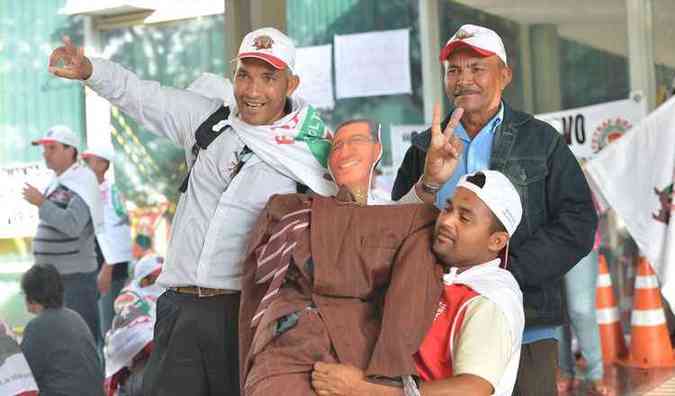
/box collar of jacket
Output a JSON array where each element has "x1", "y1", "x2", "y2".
[{"x1": 410, "y1": 101, "x2": 532, "y2": 153}]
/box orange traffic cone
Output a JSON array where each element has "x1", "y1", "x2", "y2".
[
  {"x1": 620, "y1": 257, "x2": 675, "y2": 368},
  {"x1": 595, "y1": 254, "x2": 627, "y2": 362}
]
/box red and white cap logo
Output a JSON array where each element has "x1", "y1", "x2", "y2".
[{"x1": 238, "y1": 27, "x2": 296, "y2": 73}]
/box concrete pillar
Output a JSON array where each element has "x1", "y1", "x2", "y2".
[
  {"x1": 418, "y1": 0, "x2": 443, "y2": 123},
  {"x1": 223, "y1": 0, "x2": 287, "y2": 76},
  {"x1": 530, "y1": 24, "x2": 562, "y2": 113},
  {"x1": 83, "y1": 17, "x2": 112, "y2": 151},
  {"x1": 250, "y1": 0, "x2": 286, "y2": 32},
  {"x1": 518, "y1": 24, "x2": 535, "y2": 114},
  {"x1": 626, "y1": 0, "x2": 656, "y2": 111}
]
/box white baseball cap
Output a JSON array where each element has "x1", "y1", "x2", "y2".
[
  {"x1": 457, "y1": 170, "x2": 522, "y2": 236},
  {"x1": 82, "y1": 144, "x2": 115, "y2": 162},
  {"x1": 31, "y1": 125, "x2": 80, "y2": 149},
  {"x1": 133, "y1": 255, "x2": 163, "y2": 282},
  {"x1": 440, "y1": 24, "x2": 508, "y2": 66},
  {"x1": 238, "y1": 27, "x2": 296, "y2": 73}
]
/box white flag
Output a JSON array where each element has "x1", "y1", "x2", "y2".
[{"x1": 585, "y1": 96, "x2": 675, "y2": 306}]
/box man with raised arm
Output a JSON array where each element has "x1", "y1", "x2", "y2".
[{"x1": 48, "y1": 28, "x2": 334, "y2": 396}]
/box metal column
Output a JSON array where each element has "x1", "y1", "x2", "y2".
[
  {"x1": 626, "y1": 0, "x2": 656, "y2": 111},
  {"x1": 418, "y1": 0, "x2": 443, "y2": 123}
]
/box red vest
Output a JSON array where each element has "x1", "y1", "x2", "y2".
[{"x1": 414, "y1": 283, "x2": 480, "y2": 381}]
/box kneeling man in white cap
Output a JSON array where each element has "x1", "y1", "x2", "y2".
[{"x1": 312, "y1": 170, "x2": 525, "y2": 396}]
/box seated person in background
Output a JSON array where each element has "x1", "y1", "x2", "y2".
[
  {"x1": 122, "y1": 253, "x2": 164, "y2": 303},
  {"x1": 239, "y1": 119, "x2": 456, "y2": 395},
  {"x1": 20, "y1": 264, "x2": 104, "y2": 396},
  {"x1": 312, "y1": 170, "x2": 525, "y2": 396},
  {"x1": 104, "y1": 255, "x2": 164, "y2": 396},
  {"x1": 0, "y1": 319, "x2": 38, "y2": 396}
]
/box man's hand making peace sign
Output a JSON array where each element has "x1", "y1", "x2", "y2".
[{"x1": 414, "y1": 103, "x2": 464, "y2": 204}]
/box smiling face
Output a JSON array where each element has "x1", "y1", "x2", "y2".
[
  {"x1": 433, "y1": 187, "x2": 507, "y2": 268},
  {"x1": 444, "y1": 48, "x2": 511, "y2": 117},
  {"x1": 233, "y1": 57, "x2": 300, "y2": 125},
  {"x1": 328, "y1": 121, "x2": 382, "y2": 191}
]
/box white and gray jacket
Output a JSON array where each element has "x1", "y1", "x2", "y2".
[{"x1": 85, "y1": 58, "x2": 298, "y2": 290}]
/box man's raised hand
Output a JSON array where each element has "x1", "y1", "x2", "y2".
[
  {"x1": 422, "y1": 102, "x2": 464, "y2": 188},
  {"x1": 48, "y1": 36, "x2": 93, "y2": 80}
]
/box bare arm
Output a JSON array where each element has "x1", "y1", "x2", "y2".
[{"x1": 312, "y1": 363, "x2": 492, "y2": 396}]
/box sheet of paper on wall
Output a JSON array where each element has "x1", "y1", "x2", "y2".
[
  {"x1": 0, "y1": 163, "x2": 54, "y2": 238},
  {"x1": 390, "y1": 124, "x2": 427, "y2": 172},
  {"x1": 334, "y1": 29, "x2": 412, "y2": 99},
  {"x1": 293, "y1": 45, "x2": 335, "y2": 110}
]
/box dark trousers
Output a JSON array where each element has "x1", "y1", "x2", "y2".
[
  {"x1": 142, "y1": 290, "x2": 240, "y2": 396},
  {"x1": 512, "y1": 339, "x2": 558, "y2": 396},
  {"x1": 62, "y1": 270, "x2": 101, "y2": 345}
]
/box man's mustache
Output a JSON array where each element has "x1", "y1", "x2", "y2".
[{"x1": 454, "y1": 88, "x2": 480, "y2": 96}]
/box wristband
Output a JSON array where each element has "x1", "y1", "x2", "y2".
[{"x1": 420, "y1": 178, "x2": 442, "y2": 194}]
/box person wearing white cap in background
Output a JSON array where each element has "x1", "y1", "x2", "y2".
[
  {"x1": 312, "y1": 170, "x2": 525, "y2": 396},
  {"x1": 82, "y1": 144, "x2": 133, "y2": 344},
  {"x1": 23, "y1": 125, "x2": 104, "y2": 346},
  {"x1": 48, "y1": 26, "x2": 334, "y2": 396},
  {"x1": 104, "y1": 255, "x2": 164, "y2": 396},
  {"x1": 392, "y1": 24, "x2": 597, "y2": 395}
]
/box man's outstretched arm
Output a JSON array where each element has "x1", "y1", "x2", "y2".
[{"x1": 48, "y1": 36, "x2": 220, "y2": 150}]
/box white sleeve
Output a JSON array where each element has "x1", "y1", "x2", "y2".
[{"x1": 85, "y1": 58, "x2": 222, "y2": 150}]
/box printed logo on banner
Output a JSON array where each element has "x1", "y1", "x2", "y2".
[
  {"x1": 592, "y1": 118, "x2": 632, "y2": 153},
  {"x1": 653, "y1": 181, "x2": 673, "y2": 225}
]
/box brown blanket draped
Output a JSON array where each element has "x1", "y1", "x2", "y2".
[{"x1": 239, "y1": 193, "x2": 444, "y2": 394}]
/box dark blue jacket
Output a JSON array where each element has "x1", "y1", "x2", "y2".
[{"x1": 392, "y1": 102, "x2": 597, "y2": 326}]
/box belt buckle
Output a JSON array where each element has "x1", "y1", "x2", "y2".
[{"x1": 197, "y1": 286, "x2": 211, "y2": 298}]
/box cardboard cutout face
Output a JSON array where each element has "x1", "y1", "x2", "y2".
[{"x1": 328, "y1": 121, "x2": 382, "y2": 201}]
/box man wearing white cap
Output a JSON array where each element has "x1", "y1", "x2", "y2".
[
  {"x1": 23, "y1": 125, "x2": 104, "y2": 344},
  {"x1": 82, "y1": 145, "x2": 133, "y2": 341},
  {"x1": 312, "y1": 170, "x2": 525, "y2": 396},
  {"x1": 48, "y1": 27, "x2": 334, "y2": 396},
  {"x1": 392, "y1": 24, "x2": 597, "y2": 394}
]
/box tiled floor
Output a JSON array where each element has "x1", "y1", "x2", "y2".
[{"x1": 563, "y1": 364, "x2": 675, "y2": 395}]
